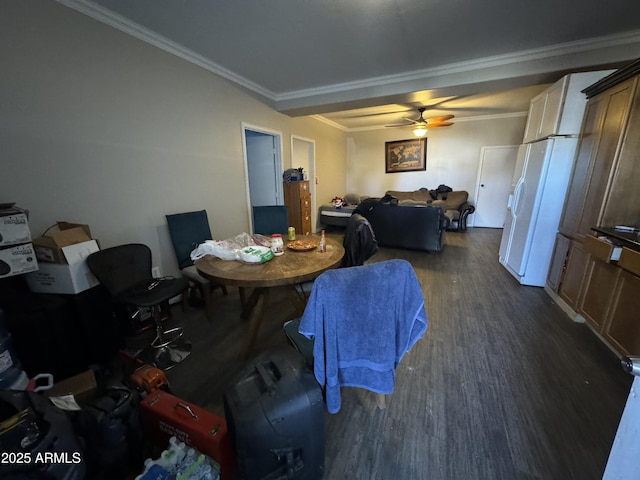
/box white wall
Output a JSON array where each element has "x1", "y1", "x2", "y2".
[
  {"x1": 346, "y1": 116, "x2": 528, "y2": 204},
  {"x1": 0, "y1": 1, "x2": 347, "y2": 278}
]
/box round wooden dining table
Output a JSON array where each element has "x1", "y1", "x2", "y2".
[{"x1": 195, "y1": 234, "x2": 345, "y2": 358}]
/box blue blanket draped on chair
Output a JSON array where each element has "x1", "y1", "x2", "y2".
[{"x1": 298, "y1": 259, "x2": 427, "y2": 413}]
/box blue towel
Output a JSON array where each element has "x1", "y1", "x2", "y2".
[{"x1": 298, "y1": 259, "x2": 427, "y2": 413}]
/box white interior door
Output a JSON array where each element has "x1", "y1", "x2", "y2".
[
  {"x1": 246, "y1": 131, "x2": 281, "y2": 206},
  {"x1": 473, "y1": 146, "x2": 519, "y2": 228},
  {"x1": 242, "y1": 124, "x2": 283, "y2": 231}
]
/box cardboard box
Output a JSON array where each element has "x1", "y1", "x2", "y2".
[
  {"x1": 0, "y1": 207, "x2": 32, "y2": 247},
  {"x1": 0, "y1": 242, "x2": 39, "y2": 278},
  {"x1": 25, "y1": 239, "x2": 100, "y2": 294},
  {"x1": 32, "y1": 222, "x2": 93, "y2": 264},
  {"x1": 45, "y1": 370, "x2": 97, "y2": 409}
]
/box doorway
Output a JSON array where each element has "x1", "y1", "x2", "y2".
[
  {"x1": 242, "y1": 124, "x2": 284, "y2": 232},
  {"x1": 473, "y1": 145, "x2": 518, "y2": 228},
  {"x1": 291, "y1": 135, "x2": 317, "y2": 232}
]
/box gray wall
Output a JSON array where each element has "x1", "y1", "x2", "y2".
[
  {"x1": 0, "y1": 1, "x2": 347, "y2": 278},
  {"x1": 1, "y1": 1, "x2": 538, "y2": 280}
]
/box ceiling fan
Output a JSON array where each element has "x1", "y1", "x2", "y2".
[{"x1": 386, "y1": 107, "x2": 454, "y2": 137}]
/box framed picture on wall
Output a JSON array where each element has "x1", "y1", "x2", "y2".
[{"x1": 385, "y1": 138, "x2": 427, "y2": 173}]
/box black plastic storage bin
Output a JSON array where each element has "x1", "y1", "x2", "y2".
[{"x1": 224, "y1": 348, "x2": 324, "y2": 480}]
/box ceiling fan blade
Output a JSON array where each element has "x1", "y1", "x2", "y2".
[
  {"x1": 386, "y1": 109, "x2": 455, "y2": 128},
  {"x1": 341, "y1": 109, "x2": 412, "y2": 119},
  {"x1": 426, "y1": 122, "x2": 454, "y2": 127},
  {"x1": 427, "y1": 114, "x2": 455, "y2": 123}
]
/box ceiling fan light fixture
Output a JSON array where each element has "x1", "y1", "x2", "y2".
[{"x1": 413, "y1": 125, "x2": 428, "y2": 137}]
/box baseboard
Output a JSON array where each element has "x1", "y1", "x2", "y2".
[
  {"x1": 543, "y1": 285, "x2": 584, "y2": 323},
  {"x1": 544, "y1": 285, "x2": 624, "y2": 360}
]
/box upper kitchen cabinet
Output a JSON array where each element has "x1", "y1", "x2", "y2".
[
  {"x1": 559, "y1": 75, "x2": 640, "y2": 240},
  {"x1": 522, "y1": 71, "x2": 614, "y2": 144}
]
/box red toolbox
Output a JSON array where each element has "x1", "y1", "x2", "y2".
[{"x1": 140, "y1": 390, "x2": 236, "y2": 479}]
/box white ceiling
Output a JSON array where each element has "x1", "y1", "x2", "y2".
[{"x1": 58, "y1": 0, "x2": 640, "y2": 130}]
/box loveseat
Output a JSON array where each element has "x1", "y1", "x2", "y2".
[
  {"x1": 385, "y1": 188, "x2": 475, "y2": 231},
  {"x1": 355, "y1": 198, "x2": 450, "y2": 252}
]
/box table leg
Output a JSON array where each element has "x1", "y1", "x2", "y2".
[
  {"x1": 287, "y1": 285, "x2": 308, "y2": 316},
  {"x1": 240, "y1": 288, "x2": 260, "y2": 320},
  {"x1": 239, "y1": 287, "x2": 247, "y2": 309},
  {"x1": 243, "y1": 287, "x2": 269, "y2": 359}
]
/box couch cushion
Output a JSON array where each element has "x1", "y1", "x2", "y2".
[
  {"x1": 386, "y1": 189, "x2": 432, "y2": 203},
  {"x1": 399, "y1": 199, "x2": 428, "y2": 206},
  {"x1": 439, "y1": 191, "x2": 468, "y2": 210},
  {"x1": 385, "y1": 189, "x2": 469, "y2": 211}
]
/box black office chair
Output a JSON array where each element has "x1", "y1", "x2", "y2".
[
  {"x1": 87, "y1": 243, "x2": 191, "y2": 370},
  {"x1": 166, "y1": 210, "x2": 227, "y2": 323}
]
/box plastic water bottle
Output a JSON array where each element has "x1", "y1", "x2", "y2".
[{"x1": 0, "y1": 308, "x2": 24, "y2": 390}]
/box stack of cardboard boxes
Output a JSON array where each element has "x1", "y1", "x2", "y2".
[
  {"x1": 26, "y1": 222, "x2": 101, "y2": 294},
  {"x1": 0, "y1": 205, "x2": 39, "y2": 279}
]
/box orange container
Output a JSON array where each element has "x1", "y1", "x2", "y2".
[{"x1": 139, "y1": 390, "x2": 236, "y2": 479}]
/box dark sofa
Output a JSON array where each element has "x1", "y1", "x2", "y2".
[
  {"x1": 385, "y1": 189, "x2": 475, "y2": 231},
  {"x1": 355, "y1": 198, "x2": 449, "y2": 252}
]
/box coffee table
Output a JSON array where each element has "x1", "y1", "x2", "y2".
[{"x1": 195, "y1": 234, "x2": 344, "y2": 357}]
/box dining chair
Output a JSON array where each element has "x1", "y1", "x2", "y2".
[
  {"x1": 165, "y1": 210, "x2": 227, "y2": 323},
  {"x1": 285, "y1": 259, "x2": 427, "y2": 413},
  {"x1": 86, "y1": 243, "x2": 191, "y2": 370},
  {"x1": 252, "y1": 205, "x2": 289, "y2": 236}
]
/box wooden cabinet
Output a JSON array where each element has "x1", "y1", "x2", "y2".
[
  {"x1": 557, "y1": 239, "x2": 590, "y2": 310},
  {"x1": 559, "y1": 76, "x2": 639, "y2": 239},
  {"x1": 548, "y1": 61, "x2": 640, "y2": 356},
  {"x1": 522, "y1": 71, "x2": 613, "y2": 143},
  {"x1": 576, "y1": 240, "x2": 640, "y2": 357},
  {"x1": 547, "y1": 233, "x2": 570, "y2": 292},
  {"x1": 283, "y1": 180, "x2": 312, "y2": 235},
  {"x1": 606, "y1": 270, "x2": 640, "y2": 355},
  {"x1": 550, "y1": 232, "x2": 640, "y2": 357},
  {"x1": 579, "y1": 254, "x2": 621, "y2": 332},
  {"x1": 572, "y1": 235, "x2": 640, "y2": 356}
]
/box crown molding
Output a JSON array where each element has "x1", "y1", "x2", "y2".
[
  {"x1": 310, "y1": 115, "x2": 348, "y2": 131},
  {"x1": 312, "y1": 111, "x2": 528, "y2": 133},
  {"x1": 276, "y1": 30, "x2": 640, "y2": 103},
  {"x1": 584, "y1": 57, "x2": 640, "y2": 97},
  {"x1": 56, "y1": 0, "x2": 639, "y2": 116}
]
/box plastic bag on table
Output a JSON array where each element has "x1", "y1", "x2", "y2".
[
  {"x1": 190, "y1": 233, "x2": 273, "y2": 262},
  {"x1": 238, "y1": 246, "x2": 274, "y2": 264}
]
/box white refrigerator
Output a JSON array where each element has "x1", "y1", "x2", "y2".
[{"x1": 498, "y1": 137, "x2": 578, "y2": 286}]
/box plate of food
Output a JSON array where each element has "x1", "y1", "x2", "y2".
[{"x1": 287, "y1": 239, "x2": 318, "y2": 251}]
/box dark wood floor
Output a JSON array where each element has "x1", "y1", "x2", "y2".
[{"x1": 163, "y1": 228, "x2": 632, "y2": 480}]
